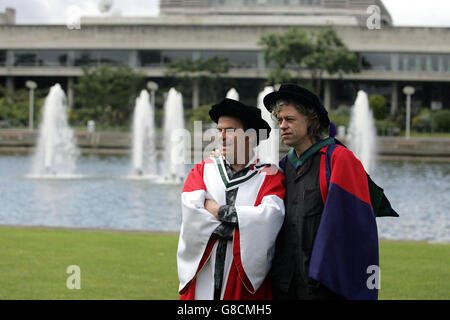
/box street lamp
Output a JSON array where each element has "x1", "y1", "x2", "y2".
[
  {"x1": 403, "y1": 86, "x2": 415, "y2": 140},
  {"x1": 25, "y1": 80, "x2": 37, "y2": 131},
  {"x1": 147, "y1": 81, "x2": 159, "y2": 108}
]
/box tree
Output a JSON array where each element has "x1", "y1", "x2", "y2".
[
  {"x1": 0, "y1": 85, "x2": 46, "y2": 127},
  {"x1": 165, "y1": 56, "x2": 230, "y2": 108},
  {"x1": 369, "y1": 94, "x2": 387, "y2": 120},
  {"x1": 259, "y1": 26, "x2": 360, "y2": 94},
  {"x1": 73, "y1": 64, "x2": 146, "y2": 127}
]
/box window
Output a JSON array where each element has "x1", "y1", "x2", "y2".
[
  {"x1": 0, "y1": 51, "x2": 6, "y2": 66},
  {"x1": 161, "y1": 50, "x2": 193, "y2": 65},
  {"x1": 199, "y1": 50, "x2": 258, "y2": 68},
  {"x1": 13, "y1": 50, "x2": 68, "y2": 67},
  {"x1": 36, "y1": 51, "x2": 68, "y2": 67},
  {"x1": 399, "y1": 53, "x2": 440, "y2": 72},
  {"x1": 14, "y1": 51, "x2": 38, "y2": 66},
  {"x1": 138, "y1": 50, "x2": 162, "y2": 67},
  {"x1": 361, "y1": 53, "x2": 391, "y2": 71},
  {"x1": 74, "y1": 51, "x2": 97, "y2": 67},
  {"x1": 97, "y1": 50, "x2": 130, "y2": 66}
]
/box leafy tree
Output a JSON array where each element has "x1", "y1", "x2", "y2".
[
  {"x1": 260, "y1": 28, "x2": 313, "y2": 84},
  {"x1": 73, "y1": 64, "x2": 146, "y2": 127},
  {"x1": 166, "y1": 56, "x2": 230, "y2": 106},
  {"x1": 369, "y1": 94, "x2": 387, "y2": 120},
  {"x1": 0, "y1": 85, "x2": 46, "y2": 127},
  {"x1": 259, "y1": 26, "x2": 360, "y2": 94}
]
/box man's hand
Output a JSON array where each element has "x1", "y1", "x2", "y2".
[{"x1": 204, "y1": 199, "x2": 220, "y2": 218}]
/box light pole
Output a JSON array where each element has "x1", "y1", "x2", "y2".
[
  {"x1": 25, "y1": 80, "x2": 37, "y2": 131},
  {"x1": 147, "y1": 81, "x2": 159, "y2": 107},
  {"x1": 403, "y1": 86, "x2": 415, "y2": 140}
]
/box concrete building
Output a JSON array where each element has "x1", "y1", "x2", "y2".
[
  {"x1": 0, "y1": 1, "x2": 449, "y2": 113},
  {"x1": 0, "y1": 7, "x2": 15, "y2": 25}
]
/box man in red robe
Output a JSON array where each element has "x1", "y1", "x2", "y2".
[{"x1": 177, "y1": 98, "x2": 285, "y2": 300}]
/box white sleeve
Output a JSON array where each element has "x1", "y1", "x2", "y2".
[
  {"x1": 177, "y1": 189, "x2": 220, "y2": 292},
  {"x1": 235, "y1": 194, "x2": 285, "y2": 292}
]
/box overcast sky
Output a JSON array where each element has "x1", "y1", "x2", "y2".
[{"x1": 0, "y1": 0, "x2": 450, "y2": 27}]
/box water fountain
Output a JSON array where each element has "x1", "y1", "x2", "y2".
[
  {"x1": 257, "y1": 86, "x2": 280, "y2": 165},
  {"x1": 162, "y1": 88, "x2": 185, "y2": 183},
  {"x1": 346, "y1": 90, "x2": 377, "y2": 174},
  {"x1": 130, "y1": 90, "x2": 157, "y2": 178},
  {"x1": 29, "y1": 83, "x2": 80, "y2": 178},
  {"x1": 225, "y1": 88, "x2": 239, "y2": 101}
]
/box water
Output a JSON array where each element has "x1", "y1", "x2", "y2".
[
  {"x1": 162, "y1": 88, "x2": 185, "y2": 183},
  {"x1": 2, "y1": 154, "x2": 184, "y2": 231},
  {"x1": 30, "y1": 84, "x2": 80, "y2": 178},
  {"x1": 371, "y1": 160, "x2": 450, "y2": 242},
  {"x1": 347, "y1": 90, "x2": 377, "y2": 174},
  {"x1": 256, "y1": 86, "x2": 280, "y2": 165},
  {"x1": 1, "y1": 153, "x2": 448, "y2": 241},
  {"x1": 131, "y1": 90, "x2": 156, "y2": 177},
  {"x1": 225, "y1": 88, "x2": 239, "y2": 101}
]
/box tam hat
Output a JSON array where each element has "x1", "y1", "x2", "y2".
[
  {"x1": 263, "y1": 83, "x2": 330, "y2": 128},
  {"x1": 209, "y1": 98, "x2": 271, "y2": 140}
]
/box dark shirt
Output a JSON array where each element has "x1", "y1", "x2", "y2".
[
  {"x1": 211, "y1": 158, "x2": 250, "y2": 239},
  {"x1": 271, "y1": 152, "x2": 340, "y2": 300},
  {"x1": 210, "y1": 158, "x2": 251, "y2": 300}
]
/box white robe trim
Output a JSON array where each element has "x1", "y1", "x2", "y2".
[{"x1": 177, "y1": 157, "x2": 285, "y2": 296}]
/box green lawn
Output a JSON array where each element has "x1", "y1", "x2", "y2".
[
  {"x1": 0, "y1": 226, "x2": 448, "y2": 300},
  {"x1": 378, "y1": 240, "x2": 450, "y2": 300},
  {"x1": 0, "y1": 227, "x2": 179, "y2": 299}
]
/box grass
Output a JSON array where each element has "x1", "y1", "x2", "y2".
[
  {"x1": 378, "y1": 240, "x2": 450, "y2": 300},
  {"x1": 0, "y1": 226, "x2": 448, "y2": 300},
  {"x1": 0, "y1": 227, "x2": 179, "y2": 300}
]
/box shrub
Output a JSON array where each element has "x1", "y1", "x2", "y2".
[
  {"x1": 412, "y1": 108, "x2": 432, "y2": 132},
  {"x1": 329, "y1": 105, "x2": 351, "y2": 128},
  {"x1": 432, "y1": 109, "x2": 450, "y2": 132},
  {"x1": 73, "y1": 64, "x2": 146, "y2": 127},
  {"x1": 185, "y1": 104, "x2": 213, "y2": 126},
  {"x1": 329, "y1": 114, "x2": 350, "y2": 128},
  {"x1": 369, "y1": 94, "x2": 387, "y2": 120},
  {"x1": 375, "y1": 119, "x2": 400, "y2": 136},
  {"x1": 0, "y1": 92, "x2": 45, "y2": 127}
]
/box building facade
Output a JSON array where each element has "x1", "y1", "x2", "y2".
[{"x1": 0, "y1": 2, "x2": 449, "y2": 114}]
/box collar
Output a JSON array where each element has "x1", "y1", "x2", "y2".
[
  {"x1": 223, "y1": 153, "x2": 258, "y2": 172},
  {"x1": 288, "y1": 137, "x2": 335, "y2": 170},
  {"x1": 215, "y1": 155, "x2": 260, "y2": 190}
]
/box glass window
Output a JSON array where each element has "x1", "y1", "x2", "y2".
[
  {"x1": 0, "y1": 51, "x2": 6, "y2": 66},
  {"x1": 138, "y1": 50, "x2": 162, "y2": 67},
  {"x1": 36, "y1": 51, "x2": 68, "y2": 67},
  {"x1": 13, "y1": 50, "x2": 68, "y2": 67},
  {"x1": 399, "y1": 53, "x2": 440, "y2": 72},
  {"x1": 161, "y1": 50, "x2": 193, "y2": 65},
  {"x1": 13, "y1": 51, "x2": 37, "y2": 66},
  {"x1": 97, "y1": 50, "x2": 130, "y2": 66},
  {"x1": 399, "y1": 53, "x2": 413, "y2": 71},
  {"x1": 427, "y1": 55, "x2": 439, "y2": 72},
  {"x1": 74, "y1": 51, "x2": 98, "y2": 67},
  {"x1": 361, "y1": 53, "x2": 391, "y2": 71},
  {"x1": 413, "y1": 55, "x2": 423, "y2": 72},
  {"x1": 438, "y1": 54, "x2": 450, "y2": 73},
  {"x1": 199, "y1": 50, "x2": 258, "y2": 68}
]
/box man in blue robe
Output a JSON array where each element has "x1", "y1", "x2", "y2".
[{"x1": 264, "y1": 84, "x2": 397, "y2": 300}]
